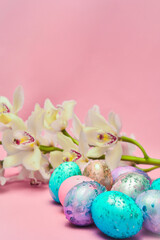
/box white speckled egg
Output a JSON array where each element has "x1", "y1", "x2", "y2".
[
  {"x1": 136, "y1": 190, "x2": 160, "y2": 234},
  {"x1": 111, "y1": 172, "x2": 150, "y2": 200}
]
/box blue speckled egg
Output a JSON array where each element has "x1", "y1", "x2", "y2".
[
  {"x1": 91, "y1": 191, "x2": 143, "y2": 239},
  {"x1": 112, "y1": 166, "x2": 151, "y2": 183},
  {"x1": 111, "y1": 172, "x2": 150, "y2": 200},
  {"x1": 150, "y1": 178, "x2": 160, "y2": 190},
  {"x1": 136, "y1": 190, "x2": 160, "y2": 234},
  {"x1": 63, "y1": 181, "x2": 106, "y2": 226},
  {"x1": 49, "y1": 162, "x2": 81, "y2": 203}
]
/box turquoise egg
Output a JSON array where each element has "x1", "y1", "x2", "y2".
[
  {"x1": 136, "y1": 190, "x2": 160, "y2": 234},
  {"x1": 91, "y1": 191, "x2": 143, "y2": 239},
  {"x1": 150, "y1": 178, "x2": 160, "y2": 190},
  {"x1": 49, "y1": 162, "x2": 81, "y2": 203}
]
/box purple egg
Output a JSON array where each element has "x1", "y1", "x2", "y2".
[
  {"x1": 63, "y1": 181, "x2": 106, "y2": 226},
  {"x1": 112, "y1": 166, "x2": 151, "y2": 183}
]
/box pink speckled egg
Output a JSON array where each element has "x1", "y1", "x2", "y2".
[
  {"x1": 58, "y1": 175, "x2": 94, "y2": 205},
  {"x1": 83, "y1": 160, "x2": 113, "y2": 190}
]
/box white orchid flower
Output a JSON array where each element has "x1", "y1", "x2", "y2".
[
  {"x1": 44, "y1": 99, "x2": 76, "y2": 132},
  {"x1": 50, "y1": 131, "x2": 89, "y2": 171},
  {"x1": 2, "y1": 105, "x2": 50, "y2": 181},
  {"x1": 73, "y1": 106, "x2": 123, "y2": 171},
  {"x1": 0, "y1": 86, "x2": 24, "y2": 131}
]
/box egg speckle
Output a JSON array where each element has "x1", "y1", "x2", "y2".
[
  {"x1": 111, "y1": 172, "x2": 150, "y2": 200},
  {"x1": 91, "y1": 191, "x2": 143, "y2": 239},
  {"x1": 49, "y1": 162, "x2": 81, "y2": 203},
  {"x1": 63, "y1": 181, "x2": 106, "y2": 226},
  {"x1": 136, "y1": 190, "x2": 160, "y2": 234}
]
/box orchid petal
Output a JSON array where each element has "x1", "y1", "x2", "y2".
[
  {"x1": 27, "y1": 104, "x2": 44, "y2": 138},
  {"x1": 22, "y1": 146, "x2": 41, "y2": 171},
  {"x1": 108, "y1": 112, "x2": 122, "y2": 133},
  {"x1": 105, "y1": 142, "x2": 123, "y2": 171},
  {"x1": 87, "y1": 146, "x2": 108, "y2": 158},
  {"x1": 3, "y1": 151, "x2": 24, "y2": 168},
  {"x1": 60, "y1": 100, "x2": 76, "y2": 121},
  {"x1": 13, "y1": 86, "x2": 24, "y2": 114},
  {"x1": 50, "y1": 151, "x2": 63, "y2": 169},
  {"x1": 10, "y1": 115, "x2": 26, "y2": 131},
  {"x1": 0, "y1": 96, "x2": 12, "y2": 111},
  {"x1": 78, "y1": 130, "x2": 89, "y2": 157},
  {"x1": 72, "y1": 114, "x2": 82, "y2": 139},
  {"x1": 57, "y1": 132, "x2": 77, "y2": 151},
  {"x1": 85, "y1": 106, "x2": 116, "y2": 133},
  {"x1": 44, "y1": 98, "x2": 56, "y2": 111},
  {"x1": 2, "y1": 129, "x2": 18, "y2": 155}
]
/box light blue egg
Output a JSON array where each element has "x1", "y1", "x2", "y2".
[
  {"x1": 49, "y1": 162, "x2": 81, "y2": 203},
  {"x1": 91, "y1": 191, "x2": 143, "y2": 239},
  {"x1": 150, "y1": 178, "x2": 160, "y2": 190},
  {"x1": 111, "y1": 172, "x2": 150, "y2": 200},
  {"x1": 136, "y1": 190, "x2": 160, "y2": 234},
  {"x1": 64, "y1": 181, "x2": 106, "y2": 226}
]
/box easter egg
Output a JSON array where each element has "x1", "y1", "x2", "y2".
[
  {"x1": 112, "y1": 166, "x2": 151, "y2": 183},
  {"x1": 83, "y1": 160, "x2": 113, "y2": 190},
  {"x1": 91, "y1": 191, "x2": 143, "y2": 239},
  {"x1": 59, "y1": 175, "x2": 94, "y2": 205},
  {"x1": 63, "y1": 181, "x2": 106, "y2": 226},
  {"x1": 150, "y1": 178, "x2": 160, "y2": 190},
  {"x1": 111, "y1": 172, "x2": 150, "y2": 200},
  {"x1": 136, "y1": 190, "x2": 160, "y2": 234},
  {"x1": 49, "y1": 162, "x2": 81, "y2": 203}
]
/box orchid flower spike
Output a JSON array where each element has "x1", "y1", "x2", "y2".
[
  {"x1": 0, "y1": 86, "x2": 24, "y2": 131},
  {"x1": 44, "y1": 99, "x2": 76, "y2": 133}
]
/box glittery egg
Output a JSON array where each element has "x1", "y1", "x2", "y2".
[
  {"x1": 91, "y1": 191, "x2": 143, "y2": 239},
  {"x1": 150, "y1": 178, "x2": 160, "y2": 190},
  {"x1": 58, "y1": 175, "x2": 94, "y2": 206},
  {"x1": 111, "y1": 172, "x2": 150, "y2": 200},
  {"x1": 136, "y1": 190, "x2": 160, "y2": 234},
  {"x1": 63, "y1": 181, "x2": 106, "y2": 226},
  {"x1": 49, "y1": 162, "x2": 81, "y2": 203},
  {"x1": 112, "y1": 166, "x2": 151, "y2": 183},
  {"x1": 83, "y1": 160, "x2": 113, "y2": 190}
]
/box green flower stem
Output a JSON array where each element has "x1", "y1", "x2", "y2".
[
  {"x1": 62, "y1": 129, "x2": 79, "y2": 145},
  {"x1": 0, "y1": 141, "x2": 2, "y2": 145},
  {"x1": 39, "y1": 145, "x2": 63, "y2": 154},
  {"x1": 135, "y1": 165, "x2": 160, "y2": 172},
  {"x1": 121, "y1": 155, "x2": 160, "y2": 166},
  {"x1": 119, "y1": 136, "x2": 149, "y2": 159}
]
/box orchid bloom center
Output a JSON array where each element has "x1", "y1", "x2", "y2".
[
  {"x1": 0, "y1": 103, "x2": 10, "y2": 114},
  {"x1": 45, "y1": 109, "x2": 58, "y2": 126},
  {"x1": 63, "y1": 149, "x2": 82, "y2": 162},
  {"x1": 97, "y1": 132, "x2": 117, "y2": 145},
  {"x1": 13, "y1": 131, "x2": 35, "y2": 147}
]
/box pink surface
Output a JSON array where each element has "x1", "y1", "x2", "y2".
[
  {"x1": 0, "y1": 0, "x2": 160, "y2": 239},
  {"x1": 58, "y1": 175, "x2": 94, "y2": 206}
]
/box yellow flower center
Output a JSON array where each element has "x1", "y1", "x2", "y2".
[{"x1": 0, "y1": 113, "x2": 11, "y2": 124}]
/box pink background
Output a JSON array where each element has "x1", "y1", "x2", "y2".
[{"x1": 0, "y1": 0, "x2": 160, "y2": 239}]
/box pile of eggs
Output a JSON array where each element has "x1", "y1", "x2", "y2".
[{"x1": 49, "y1": 161, "x2": 160, "y2": 239}]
